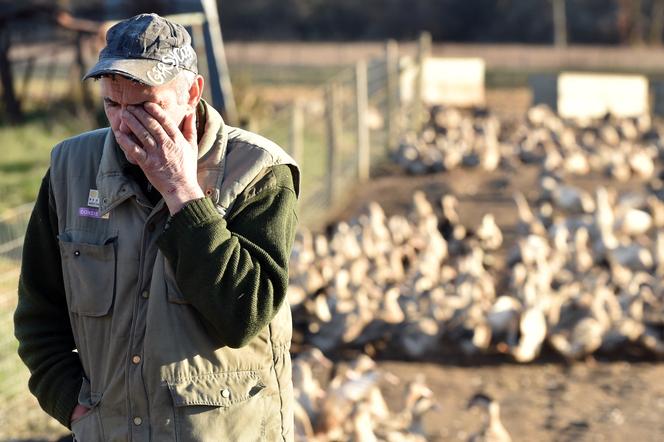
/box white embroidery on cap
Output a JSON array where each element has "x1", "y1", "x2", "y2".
[{"x1": 146, "y1": 45, "x2": 195, "y2": 85}]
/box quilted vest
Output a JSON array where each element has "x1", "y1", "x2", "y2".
[{"x1": 49, "y1": 101, "x2": 299, "y2": 441}]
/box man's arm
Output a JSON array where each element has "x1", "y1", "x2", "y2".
[
  {"x1": 157, "y1": 164, "x2": 298, "y2": 348},
  {"x1": 14, "y1": 170, "x2": 84, "y2": 428}
]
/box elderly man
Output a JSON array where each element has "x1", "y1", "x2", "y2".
[{"x1": 14, "y1": 13, "x2": 299, "y2": 441}]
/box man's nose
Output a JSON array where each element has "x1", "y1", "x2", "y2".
[{"x1": 119, "y1": 110, "x2": 130, "y2": 133}]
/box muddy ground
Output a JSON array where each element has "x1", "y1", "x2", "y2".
[{"x1": 379, "y1": 359, "x2": 664, "y2": 442}]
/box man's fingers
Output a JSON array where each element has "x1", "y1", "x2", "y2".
[
  {"x1": 122, "y1": 109, "x2": 158, "y2": 151},
  {"x1": 127, "y1": 105, "x2": 170, "y2": 145},
  {"x1": 116, "y1": 131, "x2": 147, "y2": 164},
  {"x1": 182, "y1": 112, "x2": 197, "y2": 147},
  {"x1": 143, "y1": 102, "x2": 180, "y2": 140}
]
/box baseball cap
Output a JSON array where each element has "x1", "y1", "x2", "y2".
[{"x1": 83, "y1": 13, "x2": 198, "y2": 87}]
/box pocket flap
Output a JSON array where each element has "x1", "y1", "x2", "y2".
[
  {"x1": 58, "y1": 234, "x2": 117, "y2": 317},
  {"x1": 167, "y1": 372, "x2": 266, "y2": 408}
]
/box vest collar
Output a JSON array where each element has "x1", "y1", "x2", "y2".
[{"x1": 96, "y1": 100, "x2": 229, "y2": 216}]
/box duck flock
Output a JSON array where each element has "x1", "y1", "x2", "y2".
[{"x1": 289, "y1": 104, "x2": 664, "y2": 441}]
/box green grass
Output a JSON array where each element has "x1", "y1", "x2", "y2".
[
  {"x1": 0, "y1": 110, "x2": 95, "y2": 214},
  {"x1": 229, "y1": 64, "x2": 345, "y2": 86}
]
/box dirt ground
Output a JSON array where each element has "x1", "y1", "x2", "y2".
[
  {"x1": 378, "y1": 359, "x2": 664, "y2": 442},
  {"x1": 324, "y1": 163, "x2": 664, "y2": 442}
]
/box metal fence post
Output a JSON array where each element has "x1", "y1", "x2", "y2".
[
  {"x1": 414, "y1": 31, "x2": 432, "y2": 132},
  {"x1": 325, "y1": 83, "x2": 340, "y2": 206},
  {"x1": 355, "y1": 60, "x2": 370, "y2": 182},
  {"x1": 290, "y1": 100, "x2": 304, "y2": 167},
  {"x1": 385, "y1": 39, "x2": 399, "y2": 154}
]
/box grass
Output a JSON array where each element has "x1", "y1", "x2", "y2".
[{"x1": 0, "y1": 109, "x2": 95, "y2": 214}]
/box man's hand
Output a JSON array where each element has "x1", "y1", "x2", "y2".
[
  {"x1": 70, "y1": 404, "x2": 91, "y2": 425},
  {"x1": 115, "y1": 102, "x2": 205, "y2": 214}
]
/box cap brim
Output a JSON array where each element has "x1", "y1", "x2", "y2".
[{"x1": 83, "y1": 57, "x2": 182, "y2": 87}]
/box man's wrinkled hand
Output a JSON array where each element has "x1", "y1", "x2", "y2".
[{"x1": 115, "y1": 102, "x2": 204, "y2": 214}]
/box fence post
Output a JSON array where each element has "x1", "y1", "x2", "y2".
[
  {"x1": 414, "y1": 31, "x2": 432, "y2": 132},
  {"x1": 355, "y1": 60, "x2": 370, "y2": 182},
  {"x1": 385, "y1": 39, "x2": 399, "y2": 154},
  {"x1": 289, "y1": 100, "x2": 304, "y2": 167},
  {"x1": 191, "y1": 23, "x2": 212, "y2": 102},
  {"x1": 325, "y1": 83, "x2": 340, "y2": 206}
]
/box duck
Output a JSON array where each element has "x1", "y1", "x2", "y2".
[{"x1": 467, "y1": 393, "x2": 512, "y2": 442}]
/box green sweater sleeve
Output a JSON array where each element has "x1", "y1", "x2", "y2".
[
  {"x1": 157, "y1": 164, "x2": 299, "y2": 348},
  {"x1": 13, "y1": 170, "x2": 84, "y2": 429}
]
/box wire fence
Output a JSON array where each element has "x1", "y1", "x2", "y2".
[{"x1": 257, "y1": 36, "x2": 431, "y2": 227}]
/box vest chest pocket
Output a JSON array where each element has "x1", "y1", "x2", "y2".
[
  {"x1": 167, "y1": 371, "x2": 276, "y2": 441},
  {"x1": 58, "y1": 234, "x2": 117, "y2": 316}
]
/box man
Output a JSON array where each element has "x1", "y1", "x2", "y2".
[{"x1": 14, "y1": 13, "x2": 299, "y2": 441}]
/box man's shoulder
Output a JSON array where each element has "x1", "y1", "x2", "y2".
[
  {"x1": 224, "y1": 126, "x2": 300, "y2": 196},
  {"x1": 50, "y1": 128, "x2": 110, "y2": 178},
  {"x1": 226, "y1": 126, "x2": 286, "y2": 157},
  {"x1": 53, "y1": 127, "x2": 110, "y2": 155}
]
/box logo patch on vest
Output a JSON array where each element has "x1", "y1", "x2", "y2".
[
  {"x1": 78, "y1": 207, "x2": 109, "y2": 219},
  {"x1": 88, "y1": 189, "x2": 100, "y2": 208}
]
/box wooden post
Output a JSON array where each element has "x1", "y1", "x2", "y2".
[
  {"x1": 552, "y1": 0, "x2": 568, "y2": 47},
  {"x1": 290, "y1": 100, "x2": 304, "y2": 167},
  {"x1": 20, "y1": 57, "x2": 35, "y2": 102},
  {"x1": 74, "y1": 33, "x2": 94, "y2": 120},
  {"x1": 414, "y1": 31, "x2": 431, "y2": 132},
  {"x1": 385, "y1": 39, "x2": 399, "y2": 154},
  {"x1": 325, "y1": 84, "x2": 340, "y2": 206},
  {"x1": 201, "y1": 0, "x2": 239, "y2": 125},
  {"x1": 355, "y1": 60, "x2": 370, "y2": 182},
  {"x1": 0, "y1": 24, "x2": 22, "y2": 123},
  {"x1": 650, "y1": 0, "x2": 664, "y2": 45},
  {"x1": 191, "y1": 23, "x2": 212, "y2": 103}
]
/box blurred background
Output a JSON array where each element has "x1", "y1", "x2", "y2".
[{"x1": 2, "y1": 0, "x2": 664, "y2": 441}]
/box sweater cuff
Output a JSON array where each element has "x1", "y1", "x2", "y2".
[
  {"x1": 165, "y1": 197, "x2": 221, "y2": 233},
  {"x1": 53, "y1": 377, "x2": 83, "y2": 429}
]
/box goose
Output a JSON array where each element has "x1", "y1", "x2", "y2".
[
  {"x1": 655, "y1": 231, "x2": 664, "y2": 276},
  {"x1": 481, "y1": 121, "x2": 501, "y2": 172},
  {"x1": 476, "y1": 214, "x2": 503, "y2": 251},
  {"x1": 513, "y1": 192, "x2": 547, "y2": 237},
  {"x1": 512, "y1": 305, "x2": 547, "y2": 363},
  {"x1": 467, "y1": 393, "x2": 512, "y2": 442},
  {"x1": 549, "y1": 316, "x2": 604, "y2": 360},
  {"x1": 608, "y1": 242, "x2": 653, "y2": 271},
  {"x1": 293, "y1": 400, "x2": 316, "y2": 442},
  {"x1": 646, "y1": 195, "x2": 664, "y2": 229},
  {"x1": 628, "y1": 150, "x2": 655, "y2": 179},
  {"x1": 316, "y1": 370, "x2": 381, "y2": 437},
  {"x1": 398, "y1": 318, "x2": 441, "y2": 359},
  {"x1": 613, "y1": 207, "x2": 652, "y2": 237},
  {"x1": 551, "y1": 184, "x2": 595, "y2": 214},
  {"x1": 563, "y1": 150, "x2": 590, "y2": 175},
  {"x1": 351, "y1": 401, "x2": 379, "y2": 442},
  {"x1": 487, "y1": 296, "x2": 522, "y2": 351}
]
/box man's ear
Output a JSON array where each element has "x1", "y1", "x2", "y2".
[{"x1": 187, "y1": 75, "x2": 204, "y2": 111}]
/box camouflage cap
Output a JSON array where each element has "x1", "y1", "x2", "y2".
[{"x1": 83, "y1": 13, "x2": 198, "y2": 86}]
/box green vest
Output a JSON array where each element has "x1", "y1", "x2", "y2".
[{"x1": 49, "y1": 102, "x2": 299, "y2": 441}]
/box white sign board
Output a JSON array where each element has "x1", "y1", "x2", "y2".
[
  {"x1": 558, "y1": 73, "x2": 649, "y2": 119},
  {"x1": 401, "y1": 57, "x2": 485, "y2": 107}
]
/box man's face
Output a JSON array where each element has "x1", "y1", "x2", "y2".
[{"x1": 100, "y1": 75, "x2": 191, "y2": 163}]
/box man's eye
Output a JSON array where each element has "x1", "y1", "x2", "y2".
[{"x1": 104, "y1": 100, "x2": 118, "y2": 107}]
